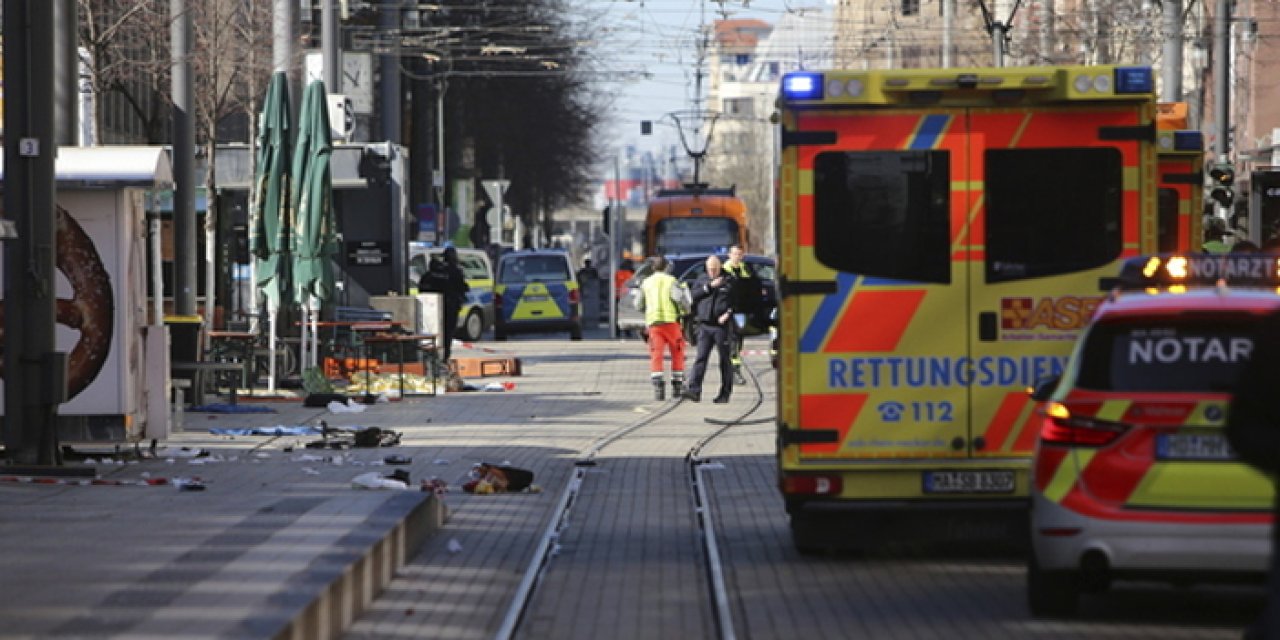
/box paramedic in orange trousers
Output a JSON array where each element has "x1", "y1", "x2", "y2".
[
  {"x1": 635, "y1": 256, "x2": 686, "y2": 400},
  {"x1": 682, "y1": 255, "x2": 736, "y2": 403},
  {"x1": 1227, "y1": 308, "x2": 1280, "y2": 640}
]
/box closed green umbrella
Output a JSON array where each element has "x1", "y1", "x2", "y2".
[
  {"x1": 290, "y1": 79, "x2": 335, "y2": 372},
  {"x1": 249, "y1": 71, "x2": 292, "y2": 391}
]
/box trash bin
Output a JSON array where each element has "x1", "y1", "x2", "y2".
[{"x1": 164, "y1": 314, "x2": 204, "y2": 364}]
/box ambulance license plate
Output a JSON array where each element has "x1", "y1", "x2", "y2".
[
  {"x1": 524, "y1": 295, "x2": 549, "y2": 302},
  {"x1": 922, "y1": 470, "x2": 1015, "y2": 494},
  {"x1": 1156, "y1": 434, "x2": 1235, "y2": 461}
]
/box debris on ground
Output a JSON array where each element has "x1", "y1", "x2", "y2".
[
  {"x1": 351, "y1": 471, "x2": 408, "y2": 490},
  {"x1": 461, "y1": 463, "x2": 535, "y2": 494}
]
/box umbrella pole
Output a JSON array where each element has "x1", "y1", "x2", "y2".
[
  {"x1": 309, "y1": 299, "x2": 320, "y2": 373},
  {"x1": 268, "y1": 308, "x2": 278, "y2": 393},
  {"x1": 248, "y1": 261, "x2": 259, "y2": 334}
]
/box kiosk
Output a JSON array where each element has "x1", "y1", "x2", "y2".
[{"x1": 0, "y1": 147, "x2": 173, "y2": 443}]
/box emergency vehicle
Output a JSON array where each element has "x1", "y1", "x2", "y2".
[
  {"x1": 1027, "y1": 254, "x2": 1274, "y2": 615},
  {"x1": 774, "y1": 65, "x2": 1161, "y2": 552},
  {"x1": 1155, "y1": 102, "x2": 1205, "y2": 252}
]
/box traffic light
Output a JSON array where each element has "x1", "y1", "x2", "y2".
[{"x1": 1209, "y1": 163, "x2": 1236, "y2": 208}]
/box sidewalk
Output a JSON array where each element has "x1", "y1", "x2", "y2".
[{"x1": 0, "y1": 330, "x2": 745, "y2": 640}]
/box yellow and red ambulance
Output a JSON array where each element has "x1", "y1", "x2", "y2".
[
  {"x1": 1155, "y1": 102, "x2": 1205, "y2": 252},
  {"x1": 774, "y1": 65, "x2": 1160, "y2": 551}
]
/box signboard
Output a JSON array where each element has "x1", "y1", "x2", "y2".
[
  {"x1": 417, "y1": 203, "x2": 439, "y2": 242},
  {"x1": 346, "y1": 240, "x2": 391, "y2": 266}
]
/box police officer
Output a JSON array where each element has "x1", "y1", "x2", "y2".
[
  {"x1": 635, "y1": 256, "x2": 687, "y2": 400},
  {"x1": 682, "y1": 255, "x2": 735, "y2": 403},
  {"x1": 418, "y1": 246, "x2": 470, "y2": 364},
  {"x1": 722, "y1": 244, "x2": 759, "y2": 385}
]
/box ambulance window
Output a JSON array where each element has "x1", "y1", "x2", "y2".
[
  {"x1": 1157, "y1": 188, "x2": 1179, "y2": 252},
  {"x1": 1076, "y1": 320, "x2": 1256, "y2": 392},
  {"x1": 985, "y1": 148, "x2": 1122, "y2": 283},
  {"x1": 812, "y1": 150, "x2": 951, "y2": 283}
]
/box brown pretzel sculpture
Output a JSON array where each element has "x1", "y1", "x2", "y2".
[{"x1": 0, "y1": 205, "x2": 114, "y2": 399}]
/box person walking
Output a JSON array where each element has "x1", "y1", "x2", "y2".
[
  {"x1": 682, "y1": 255, "x2": 736, "y2": 403},
  {"x1": 722, "y1": 244, "x2": 760, "y2": 386},
  {"x1": 634, "y1": 256, "x2": 688, "y2": 400},
  {"x1": 418, "y1": 246, "x2": 470, "y2": 365}
]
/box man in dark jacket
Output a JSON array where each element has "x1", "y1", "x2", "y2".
[
  {"x1": 681, "y1": 255, "x2": 735, "y2": 403},
  {"x1": 1227, "y1": 308, "x2": 1280, "y2": 640},
  {"x1": 418, "y1": 247, "x2": 470, "y2": 364}
]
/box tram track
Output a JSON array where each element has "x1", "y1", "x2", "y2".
[{"x1": 494, "y1": 360, "x2": 772, "y2": 640}]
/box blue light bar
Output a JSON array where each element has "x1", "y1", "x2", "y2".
[
  {"x1": 1173, "y1": 130, "x2": 1203, "y2": 152},
  {"x1": 1114, "y1": 67, "x2": 1154, "y2": 94},
  {"x1": 781, "y1": 73, "x2": 823, "y2": 100}
]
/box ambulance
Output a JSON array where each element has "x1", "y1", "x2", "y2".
[
  {"x1": 1155, "y1": 102, "x2": 1205, "y2": 252},
  {"x1": 774, "y1": 65, "x2": 1161, "y2": 552}
]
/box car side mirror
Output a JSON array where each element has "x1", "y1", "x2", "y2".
[{"x1": 1027, "y1": 375, "x2": 1060, "y2": 402}]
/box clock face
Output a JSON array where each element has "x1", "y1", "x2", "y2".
[{"x1": 342, "y1": 52, "x2": 375, "y2": 115}]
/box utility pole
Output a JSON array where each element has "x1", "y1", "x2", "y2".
[
  {"x1": 172, "y1": 0, "x2": 197, "y2": 317},
  {"x1": 53, "y1": 0, "x2": 77, "y2": 147},
  {"x1": 1212, "y1": 0, "x2": 1232, "y2": 219},
  {"x1": 4, "y1": 0, "x2": 62, "y2": 465},
  {"x1": 379, "y1": 1, "x2": 404, "y2": 142},
  {"x1": 1039, "y1": 0, "x2": 1055, "y2": 64},
  {"x1": 942, "y1": 0, "x2": 954, "y2": 67},
  {"x1": 1161, "y1": 0, "x2": 1184, "y2": 102},
  {"x1": 323, "y1": 0, "x2": 340, "y2": 89},
  {"x1": 1212, "y1": 0, "x2": 1231, "y2": 165}
]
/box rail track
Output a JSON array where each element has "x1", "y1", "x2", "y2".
[{"x1": 494, "y1": 361, "x2": 774, "y2": 640}]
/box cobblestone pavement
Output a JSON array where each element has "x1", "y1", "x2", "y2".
[{"x1": 0, "y1": 332, "x2": 1264, "y2": 639}]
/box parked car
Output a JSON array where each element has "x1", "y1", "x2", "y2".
[
  {"x1": 408, "y1": 244, "x2": 495, "y2": 341},
  {"x1": 1025, "y1": 254, "x2": 1275, "y2": 617},
  {"x1": 493, "y1": 249, "x2": 583, "y2": 340}
]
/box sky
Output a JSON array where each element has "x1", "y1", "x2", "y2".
[{"x1": 576, "y1": 0, "x2": 816, "y2": 156}]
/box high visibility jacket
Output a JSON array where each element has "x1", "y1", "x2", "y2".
[{"x1": 640, "y1": 272, "x2": 682, "y2": 325}]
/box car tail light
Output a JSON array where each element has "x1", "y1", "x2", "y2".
[
  {"x1": 1040, "y1": 402, "x2": 1129, "y2": 447},
  {"x1": 782, "y1": 475, "x2": 842, "y2": 496},
  {"x1": 494, "y1": 292, "x2": 503, "y2": 307},
  {"x1": 569, "y1": 288, "x2": 580, "y2": 304}
]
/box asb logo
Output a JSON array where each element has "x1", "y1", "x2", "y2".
[{"x1": 1001, "y1": 296, "x2": 1102, "y2": 331}]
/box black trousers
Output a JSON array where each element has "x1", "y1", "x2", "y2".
[
  {"x1": 442, "y1": 302, "x2": 460, "y2": 363},
  {"x1": 688, "y1": 322, "x2": 733, "y2": 397}
]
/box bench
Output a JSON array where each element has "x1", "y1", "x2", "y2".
[{"x1": 172, "y1": 361, "x2": 246, "y2": 406}]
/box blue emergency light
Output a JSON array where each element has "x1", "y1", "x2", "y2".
[
  {"x1": 1114, "y1": 67, "x2": 1154, "y2": 94},
  {"x1": 781, "y1": 73, "x2": 823, "y2": 100},
  {"x1": 1115, "y1": 254, "x2": 1280, "y2": 290},
  {"x1": 1173, "y1": 130, "x2": 1203, "y2": 151}
]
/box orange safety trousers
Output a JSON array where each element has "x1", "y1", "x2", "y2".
[{"x1": 648, "y1": 322, "x2": 685, "y2": 374}]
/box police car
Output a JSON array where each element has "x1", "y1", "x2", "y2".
[
  {"x1": 493, "y1": 249, "x2": 583, "y2": 341},
  {"x1": 1026, "y1": 254, "x2": 1275, "y2": 616}
]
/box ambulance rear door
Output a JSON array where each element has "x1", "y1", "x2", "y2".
[
  {"x1": 965, "y1": 104, "x2": 1150, "y2": 464},
  {"x1": 789, "y1": 107, "x2": 970, "y2": 464}
]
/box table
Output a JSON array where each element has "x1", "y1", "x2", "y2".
[
  {"x1": 171, "y1": 361, "x2": 247, "y2": 405},
  {"x1": 358, "y1": 332, "x2": 439, "y2": 399}
]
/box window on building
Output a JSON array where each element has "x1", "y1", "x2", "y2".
[
  {"x1": 723, "y1": 97, "x2": 754, "y2": 117},
  {"x1": 903, "y1": 0, "x2": 920, "y2": 16}
]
